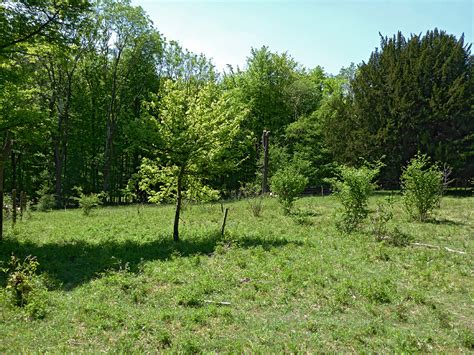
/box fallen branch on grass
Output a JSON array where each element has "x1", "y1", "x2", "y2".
[
  {"x1": 203, "y1": 300, "x2": 231, "y2": 306},
  {"x1": 411, "y1": 242, "x2": 466, "y2": 255}
]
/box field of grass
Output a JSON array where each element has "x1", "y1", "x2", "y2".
[{"x1": 0, "y1": 195, "x2": 472, "y2": 352}]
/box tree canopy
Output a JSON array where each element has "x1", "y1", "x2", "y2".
[{"x1": 0, "y1": 0, "x2": 472, "y2": 241}]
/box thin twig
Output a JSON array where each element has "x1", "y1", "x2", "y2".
[{"x1": 411, "y1": 242, "x2": 466, "y2": 255}]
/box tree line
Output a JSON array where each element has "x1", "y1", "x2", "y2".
[{"x1": 1, "y1": 0, "x2": 472, "y2": 211}]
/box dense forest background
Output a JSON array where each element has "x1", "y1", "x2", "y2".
[{"x1": 1, "y1": 0, "x2": 472, "y2": 207}]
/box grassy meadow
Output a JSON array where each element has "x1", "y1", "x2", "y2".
[{"x1": 0, "y1": 195, "x2": 472, "y2": 352}]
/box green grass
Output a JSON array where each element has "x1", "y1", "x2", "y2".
[{"x1": 1, "y1": 196, "x2": 473, "y2": 352}]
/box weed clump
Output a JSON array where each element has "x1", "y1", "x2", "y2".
[
  {"x1": 240, "y1": 182, "x2": 264, "y2": 217},
  {"x1": 369, "y1": 197, "x2": 412, "y2": 246}
]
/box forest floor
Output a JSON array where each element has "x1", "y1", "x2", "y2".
[{"x1": 0, "y1": 195, "x2": 472, "y2": 352}]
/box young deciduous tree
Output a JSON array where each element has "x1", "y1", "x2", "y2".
[{"x1": 137, "y1": 80, "x2": 249, "y2": 241}]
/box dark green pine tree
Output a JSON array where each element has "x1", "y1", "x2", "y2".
[{"x1": 350, "y1": 29, "x2": 473, "y2": 186}]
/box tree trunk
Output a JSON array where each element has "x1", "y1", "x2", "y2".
[
  {"x1": 173, "y1": 170, "x2": 184, "y2": 242},
  {"x1": 11, "y1": 152, "x2": 17, "y2": 191},
  {"x1": 0, "y1": 134, "x2": 13, "y2": 241},
  {"x1": 54, "y1": 141, "x2": 63, "y2": 207},
  {"x1": 261, "y1": 130, "x2": 270, "y2": 194},
  {"x1": 0, "y1": 166, "x2": 4, "y2": 242},
  {"x1": 12, "y1": 189, "x2": 16, "y2": 225},
  {"x1": 103, "y1": 122, "x2": 114, "y2": 196},
  {"x1": 103, "y1": 48, "x2": 123, "y2": 198}
]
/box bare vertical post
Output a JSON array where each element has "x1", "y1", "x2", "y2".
[
  {"x1": 221, "y1": 208, "x2": 229, "y2": 236},
  {"x1": 12, "y1": 189, "x2": 16, "y2": 226},
  {"x1": 261, "y1": 130, "x2": 270, "y2": 194}
]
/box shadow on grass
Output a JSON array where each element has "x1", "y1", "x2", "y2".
[
  {"x1": 0, "y1": 233, "x2": 302, "y2": 290},
  {"x1": 424, "y1": 218, "x2": 465, "y2": 226}
]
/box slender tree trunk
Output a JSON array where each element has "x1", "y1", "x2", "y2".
[
  {"x1": 12, "y1": 189, "x2": 17, "y2": 226},
  {"x1": 11, "y1": 152, "x2": 17, "y2": 191},
  {"x1": 103, "y1": 122, "x2": 114, "y2": 195},
  {"x1": 0, "y1": 166, "x2": 4, "y2": 242},
  {"x1": 173, "y1": 169, "x2": 184, "y2": 242},
  {"x1": 103, "y1": 48, "x2": 123, "y2": 198},
  {"x1": 54, "y1": 141, "x2": 63, "y2": 207},
  {"x1": 261, "y1": 130, "x2": 270, "y2": 194},
  {"x1": 0, "y1": 134, "x2": 13, "y2": 241}
]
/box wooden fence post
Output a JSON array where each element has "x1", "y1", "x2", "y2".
[{"x1": 221, "y1": 208, "x2": 229, "y2": 236}]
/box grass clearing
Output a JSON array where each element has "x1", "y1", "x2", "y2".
[{"x1": 1, "y1": 195, "x2": 472, "y2": 352}]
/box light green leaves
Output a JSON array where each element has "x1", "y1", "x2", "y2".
[{"x1": 137, "y1": 79, "x2": 249, "y2": 206}]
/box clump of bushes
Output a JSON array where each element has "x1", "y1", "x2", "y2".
[
  {"x1": 327, "y1": 163, "x2": 382, "y2": 232},
  {"x1": 400, "y1": 153, "x2": 443, "y2": 221},
  {"x1": 270, "y1": 165, "x2": 308, "y2": 215}
]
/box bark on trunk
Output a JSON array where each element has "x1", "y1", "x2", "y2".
[
  {"x1": 261, "y1": 130, "x2": 270, "y2": 194},
  {"x1": 11, "y1": 152, "x2": 17, "y2": 190},
  {"x1": 0, "y1": 165, "x2": 4, "y2": 242},
  {"x1": 54, "y1": 142, "x2": 63, "y2": 207},
  {"x1": 103, "y1": 122, "x2": 114, "y2": 195},
  {"x1": 103, "y1": 48, "x2": 123, "y2": 198},
  {"x1": 173, "y1": 170, "x2": 184, "y2": 242},
  {"x1": 0, "y1": 135, "x2": 13, "y2": 241}
]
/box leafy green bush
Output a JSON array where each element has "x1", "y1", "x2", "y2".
[
  {"x1": 36, "y1": 194, "x2": 56, "y2": 212},
  {"x1": 401, "y1": 154, "x2": 443, "y2": 221},
  {"x1": 270, "y1": 166, "x2": 308, "y2": 215},
  {"x1": 328, "y1": 163, "x2": 381, "y2": 232},
  {"x1": 73, "y1": 187, "x2": 102, "y2": 216}
]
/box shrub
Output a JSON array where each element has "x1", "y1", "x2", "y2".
[
  {"x1": 36, "y1": 184, "x2": 56, "y2": 212},
  {"x1": 1, "y1": 255, "x2": 49, "y2": 319},
  {"x1": 270, "y1": 167, "x2": 308, "y2": 215},
  {"x1": 369, "y1": 197, "x2": 394, "y2": 240},
  {"x1": 73, "y1": 187, "x2": 102, "y2": 216},
  {"x1": 401, "y1": 154, "x2": 443, "y2": 221},
  {"x1": 36, "y1": 194, "x2": 56, "y2": 212},
  {"x1": 2, "y1": 255, "x2": 40, "y2": 306},
  {"x1": 328, "y1": 163, "x2": 382, "y2": 232}
]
